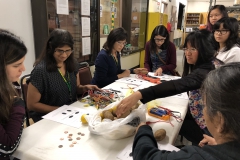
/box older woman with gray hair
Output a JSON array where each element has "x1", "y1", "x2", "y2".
[{"x1": 132, "y1": 62, "x2": 240, "y2": 159}]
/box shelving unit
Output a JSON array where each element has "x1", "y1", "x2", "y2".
[
  {"x1": 185, "y1": 13, "x2": 202, "y2": 26},
  {"x1": 226, "y1": 6, "x2": 240, "y2": 37}
]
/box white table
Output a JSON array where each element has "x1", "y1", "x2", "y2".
[{"x1": 13, "y1": 78, "x2": 189, "y2": 160}]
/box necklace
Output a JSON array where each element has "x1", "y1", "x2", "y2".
[{"x1": 58, "y1": 69, "x2": 72, "y2": 102}]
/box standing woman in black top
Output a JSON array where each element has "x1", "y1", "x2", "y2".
[{"x1": 28, "y1": 29, "x2": 100, "y2": 122}]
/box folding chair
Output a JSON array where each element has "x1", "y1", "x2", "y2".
[
  {"x1": 20, "y1": 74, "x2": 31, "y2": 127},
  {"x1": 78, "y1": 62, "x2": 92, "y2": 85}
]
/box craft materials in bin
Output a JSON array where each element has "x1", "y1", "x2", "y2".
[
  {"x1": 136, "y1": 74, "x2": 161, "y2": 84},
  {"x1": 79, "y1": 89, "x2": 123, "y2": 109},
  {"x1": 147, "y1": 106, "x2": 183, "y2": 126}
]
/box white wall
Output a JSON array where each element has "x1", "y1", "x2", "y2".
[
  {"x1": 187, "y1": 0, "x2": 235, "y2": 12},
  {"x1": 0, "y1": 0, "x2": 35, "y2": 76}
]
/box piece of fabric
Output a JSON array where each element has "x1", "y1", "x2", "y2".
[{"x1": 91, "y1": 49, "x2": 125, "y2": 88}]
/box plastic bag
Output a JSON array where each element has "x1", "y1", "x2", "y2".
[{"x1": 88, "y1": 101, "x2": 146, "y2": 139}]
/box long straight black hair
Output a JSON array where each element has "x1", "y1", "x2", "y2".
[
  {"x1": 103, "y1": 27, "x2": 128, "y2": 55},
  {"x1": 0, "y1": 29, "x2": 27, "y2": 124},
  {"x1": 34, "y1": 29, "x2": 75, "y2": 72},
  {"x1": 213, "y1": 17, "x2": 240, "y2": 52},
  {"x1": 182, "y1": 29, "x2": 216, "y2": 77},
  {"x1": 149, "y1": 25, "x2": 169, "y2": 53},
  {"x1": 206, "y1": 5, "x2": 228, "y2": 31}
]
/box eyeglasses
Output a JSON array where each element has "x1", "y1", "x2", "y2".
[
  {"x1": 154, "y1": 38, "x2": 166, "y2": 42},
  {"x1": 182, "y1": 48, "x2": 198, "y2": 53},
  {"x1": 213, "y1": 30, "x2": 229, "y2": 35},
  {"x1": 55, "y1": 49, "x2": 73, "y2": 55},
  {"x1": 116, "y1": 41, "x2": 127, "y2": 46}
]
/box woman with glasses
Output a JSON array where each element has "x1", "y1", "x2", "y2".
[
  {"x1": 206, "y1": 5, "x2": 228, "y2": 32},
  {"x1": 91, "y1": 27, "x2": 147, "y2": 88},
  {"x1": 213, "y1": 17, "x2": 240, "y2": 65},
  {"x1": 116, "y1": 29, "x2": 216, "y2": 145},
  {"x1": 132, "y1": 62, "x2": 240, "y2": 160},
  {"x1": 28, "y1": 29, "x2": 100, "y2": 122},
  {"x1": 144, "y1": 25, "x2": 177, "y2": 76},
  {"x1": 0, "y1": 29, "x2": 27, "y2": 158}
]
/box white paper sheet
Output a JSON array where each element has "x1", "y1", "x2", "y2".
[
  {"x1": 82, "y1": 37, "x2": 91, "y2": 55},
  {"x1": 81, "y1": 0, "x2": 90, "y2": 16},
  {"x1": 81, "y1": 17, "x2": 90, "y2": 36},
  {"x1": 117, "y1": 142, "x2": 180, "y2": 160},
  {"x1": 148, "y1": 72, "x2": 181, "y2": 81},
  {"x1": 42, "y1": 105, "x2": 94, "y2": 128},
  {"x1": 56, "y1": 0, "x2": 69, "y2": 15},
  {"x1": 147, "y1": 72, "x2": 188, "y2": 99},
  {"x1": 115, "y1": 77, "x2": 148, "y2": 86}
]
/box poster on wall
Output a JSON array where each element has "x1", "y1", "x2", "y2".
[
  {"x1": 81, "y1": 0, "x2": 90, "y2": 16},
  {"x1": 81, "y1": 17, "x2": 90, "y2": 36},
  {"x1": 56, "y1": 0, "x2": 69, "y2": 15},
  {"x1": 82, "y1": 37, "x2": 91, "y2": 56}
]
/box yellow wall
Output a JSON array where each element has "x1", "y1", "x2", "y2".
[{"x1": 140, "y1": 50, "x2": 145, "y2": 68}]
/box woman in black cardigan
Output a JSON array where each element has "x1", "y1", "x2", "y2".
[
  {"x1": 116, "y1": 29, "x2": 217, "y2": 145},
  {"x1": 132, "y1": 62, "x2": 240, "y2": 160}
]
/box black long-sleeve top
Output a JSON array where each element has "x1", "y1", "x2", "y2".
[
  {"x1": 139, "y1": 62, "x2": 215, "y2": 103},
  {"x1": 133, "y1": 125, "x2": 240, "y2": 160}
]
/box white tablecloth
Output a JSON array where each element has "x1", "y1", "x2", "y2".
[{"x1": 13, "y1": 77, "x2": 189, "y2": 160}]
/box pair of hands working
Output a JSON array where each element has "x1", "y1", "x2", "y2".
[
  {"x1": 115, "y1": 92, "x2": 217, "y2": 148},
  {"x1": 117, "y1": 68, "x2": 148, "y2": 79}
]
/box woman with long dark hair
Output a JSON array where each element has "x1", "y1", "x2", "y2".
[
  {"x1": 213, "y1": 17, "x2": 240, "y2": 64},
  {"x1": 0, "y1": 29, "x2": 27, "y2": 158},
  {"x1": 144, "y1": 25, "x2": 176, "y2": 76},
  {"x1": 92, "y1": 27, "x2": 147, "y2": 88},
  {"x1": 132, "y1": 62, "x2": 240, "y2": 159},
  {"x1": 28, "y1": 29, "x2": 100, "y2": 122},
  {"x1": 117, "y1": 29, "x2": 217, "y2": 144},
  {"x1": 206, "y1": 5, "x2": 228, "y2": 32}
]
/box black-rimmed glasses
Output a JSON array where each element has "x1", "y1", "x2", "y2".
[
  {"x1": 213, "y1": 30, "x2": 229, "y2": 35},
  {"x1": 55, "y1": 49, "x2": 73, "y2": 55}
]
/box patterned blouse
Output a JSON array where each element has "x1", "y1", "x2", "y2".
[
  {"x1": 189, "y1": 89, "x2": 206, "y2": 129},
  {"x1": 30, "y1": 61, "x2": 79, "y2": 121}
]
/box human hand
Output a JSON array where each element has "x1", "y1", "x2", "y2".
[
  {"x1": 134, "y1": 68, "x2": 148, "y2": 75},
  {"x1": 116, "y1": 91, "x2": 142, "y2": 118},
  {"x1": 136, "y1": 122, "x2": 146, "y2": 132},
  {"x1": 118, "y1": 70, "x2": 130, "y2": 79},
  {"x1": 199, "y1": 134, "x2": 217, "y2": 147},
  {"x1": 154, "y1": 68, "x2": 163, "y2": 76},
  {"x1": 84, "y1": 85, "x2": 102, "y2": 92}
]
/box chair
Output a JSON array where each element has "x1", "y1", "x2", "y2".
[
  {"x1": 20, "y1": 74, "x2": 31, "y2": 127},
  {"x1": 78, "y1": 62, "x2": 92, "y2": 85}
]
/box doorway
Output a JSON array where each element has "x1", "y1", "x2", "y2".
[{"x1": 177, "y1": 3, "x2": 185, "y2": 30}]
